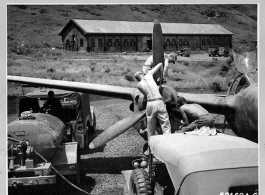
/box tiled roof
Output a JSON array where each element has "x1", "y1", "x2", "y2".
[{"x1": 70, "y1": 19, "x2": 233, "y2": 35}]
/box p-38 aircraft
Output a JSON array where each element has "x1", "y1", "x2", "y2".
[{"x1": 7, "y1": 19, "x2": 258, "y2": 154}]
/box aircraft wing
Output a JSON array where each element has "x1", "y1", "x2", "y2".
[
  {"x1": 7, "y1": 75, "x2": 137, "y2": 101},
  {"x1": 177, "y1": 92, "x2": 231, "y2": 114}
]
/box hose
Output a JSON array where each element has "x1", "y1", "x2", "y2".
[{"x1": 8, "y1": 137, "x2": 90, "y2": 195}]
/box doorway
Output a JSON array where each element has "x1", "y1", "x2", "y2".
[{"x1": 147, "y1": 40, "x2": 152, "y2": 51}]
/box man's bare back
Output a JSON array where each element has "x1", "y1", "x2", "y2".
[{"x1": 180, "y1": 104, "x2": 209, "y2": 123}]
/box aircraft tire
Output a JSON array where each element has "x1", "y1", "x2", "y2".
[{"x1": 130, "y1": 168, "x2": 152, "y2": 195}]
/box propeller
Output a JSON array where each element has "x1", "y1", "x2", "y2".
[
  {"x1": 89, "y1": 19, "x2": 165, "y2": 149},
  {"x1": 89, "y1": 110, "x2": 146, "y2": 149}
]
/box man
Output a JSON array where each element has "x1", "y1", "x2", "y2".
[
  {"x1": 177, "y1": 96, "x2": 214, "y2": 132},
  {"x1": 40, "y1": 90, "x2": 63, "y2": 119},
  {"x1": 143, "y1": 53, "x2": 177, "y2": 80},
  {"x1": 135, "y1": 63, "x2": 171, "y2": 139}
]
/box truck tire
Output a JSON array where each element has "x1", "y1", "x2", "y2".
[{"x1": 130, "y1": 168, "x2": 152, "y2": 195}]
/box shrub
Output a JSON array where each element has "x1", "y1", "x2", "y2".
[
  {"x1": 226, "y1": 54, "x2": 234, "y2": 66},
  {"x1": 211, "y1": 81, "x2": 222, "y2": 93},
  {"x1": 124, "y1": 74, "x2": 135, "y2": 82},
  {"x1": 104, "y1": 67, "x2": 111, "y2": 73},
  {"x1": 15, "y1": 5, "x2": 28, "y2": 9},
  {"x1": 90, "y1": 61, "x2": 97, "y2": 66},
  {"x1": 46, "y1": 67, "x2": 56, "y2": 73},
  {"x1": 182, "y1": 61, "x2": 189, "y2": 66},
  {"x1": 7, "y1": 59, "x2": 20, "y2": 67},
  {"x1": 89, "y1": 66, "x2": 95, "y2": 72},
  {"x1": 220, "y1": 63, "x2": 230, "y2": 72},
  {"x1": 43, "y1": 42, "x2": 51, "y2": 48},
  {"x1": 40, "y1": 9, "x2": 47, "y2": 13}
]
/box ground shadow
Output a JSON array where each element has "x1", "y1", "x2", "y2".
[{"x1": 81, "y1": 156, "x2": 141, "y2": 174}]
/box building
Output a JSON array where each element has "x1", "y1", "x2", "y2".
[{"x1": 59, "y1": 19, "x2": 233, "y2": 53}]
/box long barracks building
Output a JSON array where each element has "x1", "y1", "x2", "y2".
[{"x1": 59, "y1": 19, "x2": 233, "y2": 53}]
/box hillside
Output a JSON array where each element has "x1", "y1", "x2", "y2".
[{"x1": 7, "y1": 4, "x2": 257, "y2": 54}]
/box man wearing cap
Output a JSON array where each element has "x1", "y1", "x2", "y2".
[
  {"x1": 40, "y1": 90, "x2": 63, "y2": 119},
  {"x1": 135, "y1": 63, "x2": 171, "y2": 139}
]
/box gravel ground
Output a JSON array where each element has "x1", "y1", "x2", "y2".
[{"x1": 8, "y1": 98, "x2": 234, "y2": 195}]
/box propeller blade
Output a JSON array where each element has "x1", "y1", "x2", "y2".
[
  {"x1": 89, "y1": 110, "x2": 146, "y2": 149},
  {"x1": 152, "y1": 19, "x2": 164, "y2": 82}
]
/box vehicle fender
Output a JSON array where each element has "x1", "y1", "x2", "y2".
[
  {"x1": 121, "y1": 170, "x2": 133, "y2": 194},
  {"x1": 51, "y1": 142, "x2": 80, "y2": 176}
]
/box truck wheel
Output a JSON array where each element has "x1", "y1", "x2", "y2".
[{"x1": 130, "y1": 168, "x2": 152, "y2": 195}]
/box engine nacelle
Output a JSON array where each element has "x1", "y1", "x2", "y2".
[{"x1": 8, "y1": 113, "x2": 66, "y2": 160}]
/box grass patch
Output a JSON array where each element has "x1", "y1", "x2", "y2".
[{"x1": 7, "y1": 54, "x2": 238, "y2": 95}]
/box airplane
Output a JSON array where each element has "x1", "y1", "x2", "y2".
[{"x1": 7, "y1": 19, "x2": 258, "y2": 155}]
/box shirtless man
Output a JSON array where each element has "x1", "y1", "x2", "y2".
[
  {"x1": 177, "y1": 96, "x2": 214, "y2": 132},
  {"x1": 135, "y1": 63, "x2": 171, "y2": 139}
]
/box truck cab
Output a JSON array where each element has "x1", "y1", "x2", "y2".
[{"x1": 16, "y1": 88, "x2": 96, "y2": 149}]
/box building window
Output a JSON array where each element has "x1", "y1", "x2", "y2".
[
  {"x1": 212, "y1": 38, "x2": 215, "y2": 45},
  {"x1": 179, "y1": 39, "x2": 182, "y2": 46},
  {"x1": 98, "y1": 39, "x2": 103, "y2": 47},
  {"x1": 172, "y1": 39, "x2": 176, "y2": 45},
  {"x1": 166, "y1": 39, "x2": 170, "y2": 46},
  {"x1": 184, "y1": 39, "x2": 188, "y2": 45},
  {"x1": 202, "y1": 39, "x2": 205, "y2": 45},
  {"x1": 115, "y1": 39, "x2": 120, "y2": 46},
  {"x1": 124, "y1": 39, "x2": 128, "y2": 46},
  {"x1": 91, "y1": 39, "x2": 95, "y2": 47},
  {"x1": 107, "y1": 39, "x2": 112, "y2": 46},
  {"x1": 217, "y1": 39, "x2": 220, "y2": 44},
  {"x1": 65, "y1": 40, "x2": 70, "y2": 49},
  {"x1": 131, "y1": 39, "x2": 135, "y2": 46},
  {"x1": 80, "y1": 39, "x2": 83, "y2": 47}
]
